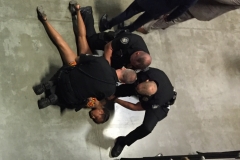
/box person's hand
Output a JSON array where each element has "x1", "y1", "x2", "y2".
[
  {"x1": 86, "y1": 97, "x2": 106, "y2": 109},
  {"x1": 86, "y1": 97, "x2": 97, "y2": 108}
]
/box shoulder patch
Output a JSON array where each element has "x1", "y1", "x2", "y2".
[
  {"x1": 152, "y1": 104, "x2": 160, "y2": 109},
  {"x1": 120, "y1": 37, "x2": 129, "y2": 44}
]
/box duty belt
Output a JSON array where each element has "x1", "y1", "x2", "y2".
[{"x1": 163, "y1": 89, "x2": 177, "y2": 110}]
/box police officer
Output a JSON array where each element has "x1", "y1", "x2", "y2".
[
  {"x1": 108, "y1": 67, "x2": 177, "y2": 157},
  {"x1": 34, "y1": 54, "x2": 137, "y2": 111},
  {"x1": 77, "y1": 6, "x2": 151, "y2": 70},
  {"x1": 99, "y1": 0, "x2": 198, "y2": 32}
]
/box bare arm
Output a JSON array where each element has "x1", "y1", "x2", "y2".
[
  {"x1": 104, "y1": 41, "x2": 113, "y2": 65},
  {"x1": 114, "y1": 98, "x2": 144, "y2": 111}
]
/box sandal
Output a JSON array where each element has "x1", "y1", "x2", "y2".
[
  {"x1": 36, "y1": 6, "x2": 47, "y2": 21},
  {"x1": 68, "y1": 0, "x2": 80, "y2": 16}
]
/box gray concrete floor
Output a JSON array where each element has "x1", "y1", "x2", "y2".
[{"x1": 0, "y1": 0, "x2": 240, "y2": 160}]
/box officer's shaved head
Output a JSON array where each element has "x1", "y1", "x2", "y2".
[
  {"x1": 130, "y1": 51, "x2": 151, "y2": 70},
  {"x1": 136, "y1": 80, "x2": 157, "y2": 96},
  {"x1": 122, "y1": 69, "x2": 137, "y2": 84}
]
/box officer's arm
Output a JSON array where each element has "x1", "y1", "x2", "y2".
[
  {"x1": 104, "y1": 41, "x2": 113, "y2": 65},
  {"x1": 114, "y1": 99, "x2": 144, "y2": 111}
]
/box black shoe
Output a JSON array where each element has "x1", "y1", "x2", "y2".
[
  {"x1": 80, "y1": 6, "x2": 92, "y2": 15},
  {"x1": 33, "y1": 81, "x2": 54, "y2": 95},
  {"x1": 110, "y1": 136, "x2": 126, "y2": 157},
  {"x1": 38, "y1": 94, "x2": 58, "y2": 109},
  {"x1": 117, "y1": 22, "x2": 125, "y2": 30},
  {"x1": 99, "y1": 14, "x2": 109, "y2": 32}
]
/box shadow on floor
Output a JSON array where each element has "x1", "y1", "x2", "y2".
[
  {"x1": 93, "y1": 0, "x2": 123, "y2": 20},
  {"x1": 86, "y1": 100, "x2": 116, "y2": 150},
  {"x1": 223, "y1": 53, "x2": 240, "y2": 77}
]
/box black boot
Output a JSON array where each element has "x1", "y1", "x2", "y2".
[
  {"x1": 80, "y1": 6, "x2": 92, "y2": 15},
  {"x1": 99, "y1": 14, "x2": 110, "y2": 32},
  {"x1": 33, "y1": 81, "x2": 54, "y2": 95},
  {"x1": 38, "y1": 94, "x2": 58, "y2": 109},
  {"x1": 110, "y1": 136, "x2": 126, "y2": 157}
]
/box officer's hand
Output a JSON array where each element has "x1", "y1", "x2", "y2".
[{"x1": 86, "y1": 97, "x2": 98, "y2": 108}]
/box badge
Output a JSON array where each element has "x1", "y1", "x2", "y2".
[
  {"x1": 152, "y1": 104, "x2": 160, "y2": 109},
  {"x1": 120, "y1": 37, "x2": 129, "y2": 44}
]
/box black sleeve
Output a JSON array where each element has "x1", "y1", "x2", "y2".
[
  {"x1": 140, "y1": 99, "x2": 162, "y2": 110},
  {"x1": 111, "y1": 33, "x2": 132, "y2": 51},
  {"x1": 166, "y1": 0, "x2": 197, "y2": 21},
  {"x1": 115, "y1": 84, "x2": 136, "y2": 97}
]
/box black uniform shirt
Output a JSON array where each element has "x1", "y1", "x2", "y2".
[
  {"x1": 69, "y1": 54, "x2": 118, "y2": 101},
  {"x1": 115, "y1": 67, "x2": 174, "y2": 110},
  {"x1": 110, "y1": 32, "x2": 149, "y2": 69}
]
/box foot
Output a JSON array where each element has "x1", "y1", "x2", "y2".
[
  {"x1": 136, "y1": 27, "x2": 148, "y2": 34},
  {"x1": 99, "y1": 14, "x2": 110, "y2": 32},
  {"x1": 38, "y1": 94, "x2": 58, "y2": 109},
  {"x1": 33, "y1": 81, "x2": 54, "y2": 95},
  {"x1": 68, "y1": 0, "x2": 79, "y2": 16},
  {"x1": 36, "y1": 6, "x2": 47, "y2": 21},
  {"x1": 110, "y1": 136, "x2": 126, "y2": 157}
]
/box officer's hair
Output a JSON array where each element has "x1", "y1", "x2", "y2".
[
  {"x1": 136, "y1": 51, "x2": 151, "y2": 69},
  {"x1": 122, "y1": 69, "x2": 137, "y2": 84},
  {"x1": 92, "y1": 108, "x2": 110, "y2": 124},
  {"x1": 139, "y1": 81, "x2": 157, "y2": 96}
]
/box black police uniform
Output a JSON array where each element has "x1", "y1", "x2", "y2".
[
  {"x1": 105, "y1": 0, "x2": 198, "y2": 32},
  {"x1": 114, "y1": 67, "x2": 175, "y2": 146},
  {"x1": 55, "y1": 54, "x2": 118, "y2": 111},
  {"x1": 80, "y1": 10, "x2": 149, "y2": 69}
]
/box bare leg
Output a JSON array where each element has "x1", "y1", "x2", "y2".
[
  {"x1": 37, "y1": 6, "x2": 77, "y2": 65},
  {"x1": 75, "y1": 4, "x2": 92, "y2": 54}
]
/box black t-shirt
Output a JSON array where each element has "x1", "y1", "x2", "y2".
[
  {"x1": 115, "y1": 67, "x2": 174, "y2": 110},
  {"x1": 57, "y1": 54, "x2": 118, "y2": 107},
  {"x1": 110, "y1": 32, "x2": 149, "y2": 69}
]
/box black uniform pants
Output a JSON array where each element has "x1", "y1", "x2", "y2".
[
  {"x1": 81, "y1": 11, "x2": 110, "y2": 51},
  {"x1": 123, "y1": 106, "x2": 169, "y2": 146},
  {"x1": 54, "y1": 67, "x2": 84, "y2": 108},
  {"x1": 107, "y1": 1, "x2": 154, "y2": 32}
]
